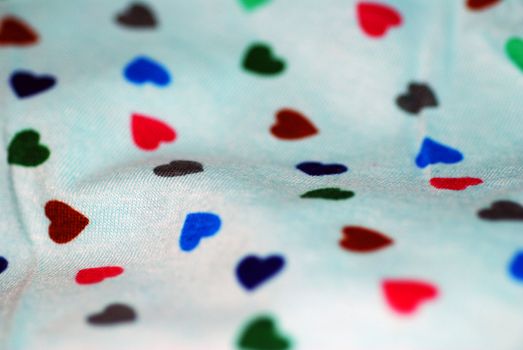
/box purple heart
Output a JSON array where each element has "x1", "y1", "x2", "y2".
[
  {"x1": 296, "y1": 161, "x2": 348, "y2": 176},
  {"x1": 10, "y1": 70, "x2": 56, "y2": 98}
]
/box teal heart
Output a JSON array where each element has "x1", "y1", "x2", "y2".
[
  {"x1": 506, "y1": 37, "x2": 523, "y2": 71},
  {"x1": 239, "y1": 0, "x2": 271, "y2": 10},
  {"x1": 7, "y1": 129, "x2": 50, "y2": 167}
]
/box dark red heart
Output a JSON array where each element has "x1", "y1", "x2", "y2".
[
  {"x1": 382, "y1": 279, "x2": 438, "y2": 315},
  {"x1": 340, "y1": 226, "x2": 393, "y2": 253},
  {"x1": 270, "y1": 108, "x2": 318, "y2": 140},
  {"x1": 429, "y1": 177, "x2": 483, "y2": 191},
  {"x1": 0, "y1": 16, "x2": 38, "y2": 46},
  {"x1": 45, "y1": 200, "x2": 89, "y2": 244},
  {"x1": 357, "y1": 2, "x2": 402, "y2": 38},
  {"x1": 466, "y1": 0, "x2": 501, "y2": 11}
]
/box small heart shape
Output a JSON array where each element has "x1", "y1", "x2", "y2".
[
  {"x1": 506, "y1": 37, "x2": 523, "y2": 72},
  {"x1": 153, "y1": 160, "x2": 203, "y2": 177},
  {"x1": 242, "y1": 43, "x2": 286, "y2": 76},
  {"x1": 466, "y1": 0, "x2": 501, "y2": 11},
  {"x1": 116, "y1": 3, "x2": 157, "y2": 28},
  {"x1": 382, "y1": 279, "x2": 439, "y2": 315},
  {"x1": 236, "y1": 254, "x2": 285, "y2": 291},
  {"x1": 237, "y1": 315, "x2": 291, "y2": 350},
  {"x1": 0, "y1": 16, "x2": 38, "y2": 46},
  {"x1": 179, "y1": 212, "x2": 221, "y2": 252},
  {"x1": 87, "y1": 303, "x2": 136, "y2": 325},
  {"x1": 45, "y1": 200, "x2": 89, "y2": 244},
  {"x1": 0, "y1": 257, "x2": 8, "y2": 275},
  {"x1": 340, "y1": 226, "x2": 393, "y2": 253},
  {"x1": 301, "y1": 187, "x2": 354, "y2": 200},
  {"x1": 131, "y1": 113, "x2": 176, "y2": 151},
  {"x1": 415, "y1": 137, "x2": 463, "y2": 168},
  {"x1": 239, "y1": 0, "x2": 271, "y2": 11},
  {"x1": 124, "y1": 56, "x2": 171, "y2": 86},
  {"x1": 478, "y1": 200, "x2": 523, "y2": 221},
  {"x1": 509, "y1": 251, "x2": 523, "y2": 282},
  {"x1": 429, "y1": 177, "x2": 483, "y2": 191},
  {"x1": 296, "y1": 161, "x2": 348, "y2": 176},
  {"x1": 8, "y1": 129, "x2": 50, "y2": 167},
  {"x1": 10, "y1": 70, "x2": 56, "y2": 98},
  {"x1": 270, "y1": 108, "x2": 318, "y2": 140},
  {"x1": 396, "y1": 83, "x2": 438, "y2": 115},
  {"x1": 357, "y1": 2, "x2": 402, "y2": 38},
  {"x1": 76, "y1": 266, "x2": 124, "y2": 285}
]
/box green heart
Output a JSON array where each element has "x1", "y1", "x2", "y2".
[
  {"x1": 301, "y1": 187, "x2": 355, "y2": 200},
  {"x1": 506, "y1": 37, "x2": 523, "y2": 71},
  {"x1": 8, "y1": 129, "x2": 50, "y2": 167},
  {"x1": 237, "y1": 315, "x2": 291, "y2": 350},
  {"x1": 239, "y1": 0, "x2": 271, "y2": 10},
  {"x1": 242, "y1": 43, "x2": 286, "y2": 76}
]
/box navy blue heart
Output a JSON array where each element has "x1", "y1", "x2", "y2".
[
  {"x1": 236, "y1": 254, "x2": 285, "y2": 291},
  {"x1": 296, "y1": 161, "x2": 348, "y2": 176},
  {"x1": 10, "y1": 71, "x2": 56, "y2": 98},
  {"x1": 415, "y1": 137, "x2": 463, "y2": 168},
  {"x1": 0, "y1": 257, "x2": 8, "y2": 275},
  {"x1": 124, "y1": 56, "x2": 171, "y2": 86}
]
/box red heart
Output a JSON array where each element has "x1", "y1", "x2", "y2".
[
  {"x1": 131, "y1": 113, "x2": 176, "y2": 151},
  {"x1": 76, "y1": 266, "x2": 124, "y2": 285},
  {"x1": 430, "y1": 177, "x2": 483, "y2": 191},
  {"x1": 357, "y1": 2, "x2": 402, "y2": 38},
  {"x1": 270, "y1": 108, "x2": 318, "y2": 140},
  {"x1": 0, "y1": 16, "x2": 39, "y2": 46},
  {"x1": 382, "y1": 279, "x2": 438, "y2": 315},
  {"x1": 466, "y1": 0, "x2": 501, "y2": 11},
  {"x1": 340, "y1": 226, "x2": 393, "y2": 253},
  {"x1": 45, "y1": 200, "x2": 89, "y2": 244}
]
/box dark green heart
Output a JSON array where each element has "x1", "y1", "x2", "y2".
[
  {"x1": 7, "y1": 129, "x2": 50, "y2": 167},
  {"x1": 301, "y1": 187, "x2": 355, "y2": 200},
  {"x1": 242, "y1": 43, "x2": 285, "y2": 76},
  {"x1": 237, "y1": 315, "x2": 291, "y2": 350}
]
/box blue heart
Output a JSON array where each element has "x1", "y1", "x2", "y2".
[
  {"x1": 0, "y1": 257, "x2": 8, "y2": 275},
  {"x1": 509, "y1": 251, "x2": 523, "y2": 282},
  {"x1": 236, "y1": 254, "x2": 285, "y2": 291},
  {"x1": 10, "y1": 70, "x2": 56, "y2": 98},
  {"x1": 124, "y1": 56, "x2": 171, "y2": 86},
  {"x1": 296, "y1": 161, "x2": 348, "y2": 176},
  {"x1": 179, "y1": 213, "x2": 221, "y2": 252},
  {"x1": 415, "y1": 137, "x2": 463, "y2": 168}
]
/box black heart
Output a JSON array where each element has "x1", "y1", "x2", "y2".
[
  {"x1": 10, "y1": 71, "x2": 56, "y2": 98},
  {"x1": 153, "y1": 160, "x2": 204, "y2": 177},
  {"x1": 116, "y1": 3, "x2": 157, "y2": 28},
  {"x1": 87, "y1": 304, "x2": 136, "y2": 325},
  {"x1": 396, "y1": 83, "x2": 438, "y2": 114}
]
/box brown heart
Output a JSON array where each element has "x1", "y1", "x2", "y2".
[
  {"x1": 45, "y1": 200, "x2": 89, "y2": 244},
  {"x1": 340, "y1": 226, "x2": 393, "y2": 253},
  {"x1": 270, "y1": 108, "x2": 318, "y2": 140},
  {"x1": 0, "y1": 16, "x2": 38, "y2": 46}
]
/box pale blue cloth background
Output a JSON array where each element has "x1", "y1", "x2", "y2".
[{"x1": 1, "y1": 0, "x2": 523, "y2": 349}]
